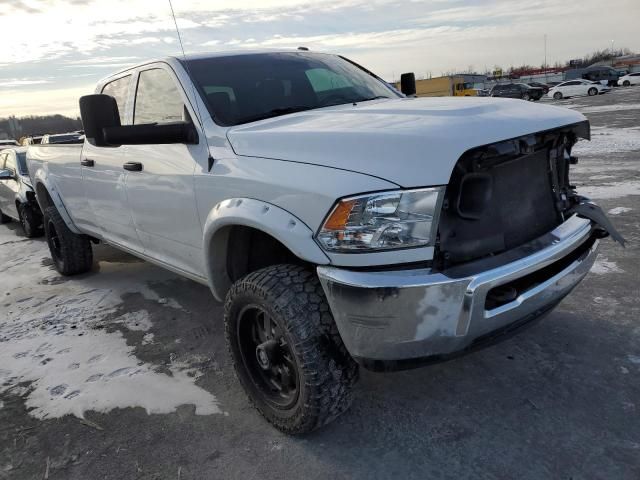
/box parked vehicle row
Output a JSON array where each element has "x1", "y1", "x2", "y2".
[{"x1": 21, "y1": 50, "x2": 623, "y2": 434}]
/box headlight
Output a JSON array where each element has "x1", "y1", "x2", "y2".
[{"x1": 316, "y1": 187, "x2": 444, "y2": 252}]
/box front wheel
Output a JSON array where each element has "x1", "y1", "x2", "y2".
[
  {"x1": 553, "y1": 92, "x2": 563, "y2": 100},
  {"x1": 225, "y1": 264, "x2": 359, "y2": 434},
  {"x1": 588, "y1": 87, "x2": 598, "y2": 96},
  {"x1": 522, "y1": 93, "x2": 531, "y2": 101},
  {"x1": 623, "y1": 80, "x2": 631, "y2": 87},
  {"x1": 43, "y1": 206, "x2": 93, "y2": 275}
]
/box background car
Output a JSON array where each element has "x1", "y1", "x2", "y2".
[
  {"x1": 527, "y1": 81, "x2": 550, "y2": 94},
  {"x1": 0, "y1": 147, "x2": 43, "y2": 237},
  {"x1": 40, "y1": 132, "x2": 84, "y2": 144},
  {"x1": 490, "y1": 83, "x2": 544, "y2": 101},
  {"x1": 548, "y1": 80, "x2": 608, "y2": 99},
  {"x1": 0, "y1": 139, "x2": 19, "y2": 150},
  {"x1": 619, "y1": 72, "x2": 640, "y2": 86}
]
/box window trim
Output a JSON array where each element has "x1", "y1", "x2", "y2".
[
  {"x1": 101, "y1": 74, "x2": 134, "y2": 125},
  {"x1": 133, "y1": 67, "x2": 186, "y2": 125}
]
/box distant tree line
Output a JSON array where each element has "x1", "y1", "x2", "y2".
[{"x1": 0, "y1": 114, "x2": 82, "y2": 141}]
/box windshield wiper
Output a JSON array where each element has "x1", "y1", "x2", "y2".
[
  {"x1": 355, "y1": 95, "x2": 392, "y2": 102},
  {"x1": 235, "y1": 106, "x2": 314, "y2": 124}
]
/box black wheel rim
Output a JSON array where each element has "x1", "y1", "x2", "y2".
[
  {"x1": 237, "y1": 305, "x2": 299, "y2": 409},
  {"x1": 47, "y1": 220, "x2": 62, "y2": 262}
]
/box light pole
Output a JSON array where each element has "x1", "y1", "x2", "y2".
[
  {"x1": 611, "y1": 40, "x2": 615, "y2": 66},
  {"x1": 544, "y1": 34, "x2": 547, "y2": 82}
]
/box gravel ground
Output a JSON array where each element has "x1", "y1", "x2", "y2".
[{"x1": 1, "y1": 86, "x2": 639, "y2": 480}]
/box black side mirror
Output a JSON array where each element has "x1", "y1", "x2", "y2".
[
  {"x1": 80, "y1": 94, "x2": 121, "y2": 147},
  {"x1": 400, "y1": 72, "x2": 416, "y2": 96},
  {"x1": 80, "y1": 93, "x2": 198, "y2": 146},
  {"x1": 103, "y1": 122, "x2": 199, "y2": 146}
]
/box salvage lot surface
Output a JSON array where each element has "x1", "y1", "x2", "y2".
[{"x1": 1, "y1": 87, "x2": 640, "y2": 480}]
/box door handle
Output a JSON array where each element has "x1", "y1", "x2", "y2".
[
  {"x1": 123, "y1": 162, "x2": 143, "y2": 172},
  {"x1": 81, "y1": 158, "x2": 95, "y2": 167}
]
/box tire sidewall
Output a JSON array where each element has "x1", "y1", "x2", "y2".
[
  {"x1": 554, "y1": 92, "x2": 562, "y2": 100},
  {"x1": 44, "y1": 209, "x2": 66, "y2": 273},
  {"x1": 226, "y1": 289, "x2": 310, "y2": 424},
  {"x1": 588, "y1": 88, "x2": 597, "y2": 96},
  {"x1": 623, "y1": 80, "x2": 630, "y2": 86}
]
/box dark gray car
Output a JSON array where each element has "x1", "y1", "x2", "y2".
[{"x1": 0, "y1": 147, "x2": 43, "y2": 237}]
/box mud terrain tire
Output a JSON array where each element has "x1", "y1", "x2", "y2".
[
  {"x1": 43, "y1": 206, "x2": 92, "y2": 275},
  {"x1": 225, "y1": 264, "x2": 359, "y2": 434}
]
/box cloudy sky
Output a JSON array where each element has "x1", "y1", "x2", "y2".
[{"x1": 1, "y1": 0, "x2": 638, "y2": 118}]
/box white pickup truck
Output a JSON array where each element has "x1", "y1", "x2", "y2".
[{"x1": 27, "y1": 50, "x2": 623, "y2": 434}]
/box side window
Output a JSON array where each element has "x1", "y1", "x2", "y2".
[
  {"x1": 102, "y1": 75, "x2": 132, "y2": 124},
  {"x1": 305, "y1": 68, "x2": 352, "y2": 93},
  {"x1": 134, "y1": 68, "x2": 185, "y2": 125}
]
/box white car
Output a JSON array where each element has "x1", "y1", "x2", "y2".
[
  {"x1": 548, "y1": 80, "x2": 609, "y2": 100},
  {"x1": 619, "y1": 72, "x2": 640, "y2": 87}
]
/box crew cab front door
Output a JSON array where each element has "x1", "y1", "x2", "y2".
[
  {"x1": 123, "y1": 65, "x2": 207, "y2": 277},
  {"x1": 81, "y1": 73, "x2": 144, "y2": 253}
]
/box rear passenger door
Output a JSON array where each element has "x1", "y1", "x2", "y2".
[{"x1": 124, "y1": 64, "x2": 208, "y2": 277}]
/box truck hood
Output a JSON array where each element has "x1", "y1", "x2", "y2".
[{"x1": 226, "y1": 97, "x2": 587, "y2": 187}]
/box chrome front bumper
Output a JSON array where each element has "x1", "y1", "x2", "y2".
[{"x1": 317, "y1": 215, "x2": 599, "y2": 366}]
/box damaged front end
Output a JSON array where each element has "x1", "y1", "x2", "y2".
[
  {"x1": 317, "y1": 119, "x2": 625, "y2": 370},
  {"x1": 434, "y1": 120, "x2": 623, "y2": 270}
]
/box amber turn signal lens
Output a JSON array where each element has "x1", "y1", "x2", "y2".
[{"x1": 323, "y1": 200, "x2": 356, "y2": 230}]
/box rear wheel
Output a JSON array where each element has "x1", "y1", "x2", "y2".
[
  {"x1": 18, "y1": 204, "x2": 43, "y2": 238},
  {"x1": 43, "y1": 206, "x2": 93, "y2": 275},
  {"x1": 553, "y1": 92, "x2": 563, "y2": 100},
  {"x1": 225, "y1": 264, "x2": 359, "y2": 434},
  {"x1": 588, "y1": 87, "x2": 598, "y2": 96}
]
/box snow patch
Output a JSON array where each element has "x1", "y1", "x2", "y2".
[
  {"x1": 608, "y1": 207, "x2": 632, "y2": 215},
  {"x1": 578, "y1": 181, "x2": 640, "y2": 200},
  {"x1": 574, "y1": 103, "x2": 640, "y2": 114},
  {"x1": 591, "y1": 258, "x2": 624, "y2": 275},
  {"x1": 0, "y1": 231, "x2": 221, "y2": 420},
  {"x1": 142, "y1": 333, "x2": 155, "y2": 345},
  {"x1": 0, "y1": 327, "x2": 221, "y2": 419},
  {"x1": 573, "y1": 127, "x2": 640, "y2": 156}
]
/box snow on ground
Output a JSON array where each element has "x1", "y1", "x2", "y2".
[
  {"x1": 608, "y1": 207, "x2": 633, "y2": 215},
  {"x1": 591, "y1": 258, "x2": 624, "y2": 275},
  {"x1": 572, "y1": 127, "x2": 640, "y2": 156},
  {"x1": 572, "y1": 103, "x2": 640, "y2": 114},
  {"x1": 578, "y1": 180, "x2": 640, "y2": 200},
  {"x1": 0, "y1": 229, "x2": 221, "y2": 420}
]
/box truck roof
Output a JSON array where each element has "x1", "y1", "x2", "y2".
[{"x1": 101, "y1": 49, "x2": 321, "y2": 83}]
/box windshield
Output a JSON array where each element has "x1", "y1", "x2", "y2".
[
  {"x1": 16, "y1": 152, "x2": 28, "y2": 175},
  {"x1": 182, "y1": 52, "x2": 399, "y2": 126}
]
